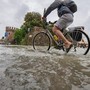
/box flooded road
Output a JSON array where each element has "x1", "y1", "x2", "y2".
[{"x1": 0, "y1": 45, "x2": 90, "y2": 90}]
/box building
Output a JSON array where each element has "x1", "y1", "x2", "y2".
[
  {"x1": 0, "y1": 39, "x2": 5, "y2": 44},
  {"x1": 27, "y1": 26, "x2": 44, "y2": 45},
  {"x1": 5, "y1": 26, "x2": 17, "y2": 43}
]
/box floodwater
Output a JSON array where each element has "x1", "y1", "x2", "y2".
[{"x1": 0, "y1": 45, "x2": 90, "y2": 90}]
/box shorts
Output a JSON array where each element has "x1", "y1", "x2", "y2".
[{"x1": 55, "y1": 14, "x2": 73, "y2": 30}]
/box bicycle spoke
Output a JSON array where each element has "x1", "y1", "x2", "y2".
[
  {"x1": 67, "y1": 30, "x2": 90, "y2": 55},
  {"x1": 33, "y1": 32, "x2": 51, "y2": 51}
]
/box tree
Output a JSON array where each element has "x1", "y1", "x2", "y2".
[
  {"x1": 14, "y1": 28, "x2": 23, "y2": 44},
  {"x1": 14, "y1": 11, "x2": 44, "y2": 45},
  {"x1": 23, "y1": 12, "x2": 43, "y2": 31}
]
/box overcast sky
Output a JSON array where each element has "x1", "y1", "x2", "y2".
[{"x1": 0, "y1": 0, "x2": 90, "y2": 38}]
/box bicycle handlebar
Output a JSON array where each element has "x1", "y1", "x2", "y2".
[{"x1": 48, "y1": 21, "x2": 57, "y2": 24}]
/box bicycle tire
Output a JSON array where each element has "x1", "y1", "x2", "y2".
[
  {"x1": 66, "y1": 30, "x2": 90, "y2": 55},
  {"x1": 33, "y1": 32, "x2": 51, "y2": 51}
]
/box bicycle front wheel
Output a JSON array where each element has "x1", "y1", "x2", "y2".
[
  {"x1": 33, "y1": 32, "x2": 51, "y2": 51},
  {"x1": 66, "y1": 30, "x2": 90, "y2": 55}
]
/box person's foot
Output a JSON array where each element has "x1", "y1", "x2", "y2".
[
  {"x1": 65, "y1": 41, "x2": 72, "y2": 48},
  {"x1": 66, "y1": 44, "x2": 73, "y2": 53},
  {"x1": 64, "y1": 41, "x2": 72, "y2": 53}
]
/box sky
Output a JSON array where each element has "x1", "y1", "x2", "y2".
[{"x1": 0, "y1": 0, "x2": 90, "y2": 38}]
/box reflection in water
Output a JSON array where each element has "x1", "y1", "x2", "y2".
[{"x1": 0, "y1": 45, "x2": 90, "y2": 90}]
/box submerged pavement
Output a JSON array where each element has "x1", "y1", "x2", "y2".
[{"x1": 0, "y1": 45, "x2": 90, "y2": 90}]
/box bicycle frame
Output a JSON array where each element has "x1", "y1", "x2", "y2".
[
  {"x1": 43, "y1": 25, "x2": 66, "y2": 48},
  {"x1": 46, "y1": 29, "x2": 60, "y2": 45}
]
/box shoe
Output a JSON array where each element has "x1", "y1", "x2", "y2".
[{"x1": 66, "y1": 44, "x2": 73, "y2": 53}]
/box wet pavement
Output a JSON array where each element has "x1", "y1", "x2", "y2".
[{"x1": 0, "y1": 45, "x2": 90, "y2": 90}]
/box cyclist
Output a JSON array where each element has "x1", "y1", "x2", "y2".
[{"x1": 42, "y1": 0, "x2": 77, "y2": 52}]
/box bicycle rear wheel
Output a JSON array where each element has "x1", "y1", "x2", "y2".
[
  {"x1": 33, "y1": 32, "x2": 51, "y2": 51},
  {"x1": 66, "y1": 30, "x2": 90, "y2": 55}
]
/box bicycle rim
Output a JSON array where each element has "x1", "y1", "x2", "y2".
[
  {"x1": 33, "y1": 32, "x2": 51, "y2": 51},
  {"x1": 67, "y1": 30, "x2": 90, "y2": 55}
]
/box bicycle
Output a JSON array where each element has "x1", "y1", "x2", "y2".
[{"x1": 32, "y1": 21, "x2": 90, "y2": 55}]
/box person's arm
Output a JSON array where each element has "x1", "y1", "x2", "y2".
[{"x1": 43, "y1": 0, "x2": 62, "y2": 18}]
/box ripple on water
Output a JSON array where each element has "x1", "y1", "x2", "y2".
[{"x1": 0, "y1": 45, "x2": 90, "y2": 90}]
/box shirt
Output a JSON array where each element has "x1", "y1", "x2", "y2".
[{"x1": 44, "y1": 0, "x2": 73, "y2": 18}]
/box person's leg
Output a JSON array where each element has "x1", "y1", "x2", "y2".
[
  {"x1": 53, "y1": 14, "x2": 73, "y2": 48},
  {"x1": 52, "y1": 26, "x2": 72, "y2": 48}
]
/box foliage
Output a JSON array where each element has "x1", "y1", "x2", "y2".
[
  {"x1": 14, "y1": 11, "x2": 44, "y2": 45},
  {"x1": 20, "y1": 38, "x2": 27, "y2": 45},
  {"x1": 23, "y1": 12, "x2": 43, "y2": 30},
  {"x1": 14, "y1": 28, "x2": 23, "y2": 44}
]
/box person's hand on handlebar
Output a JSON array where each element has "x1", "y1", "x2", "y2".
[
  {"x1": 41, "y1": 16, "x2": 47, "y2": 22},
  {"x1": 42, "y1": 17, "x2": 45, "y2": 20}
]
